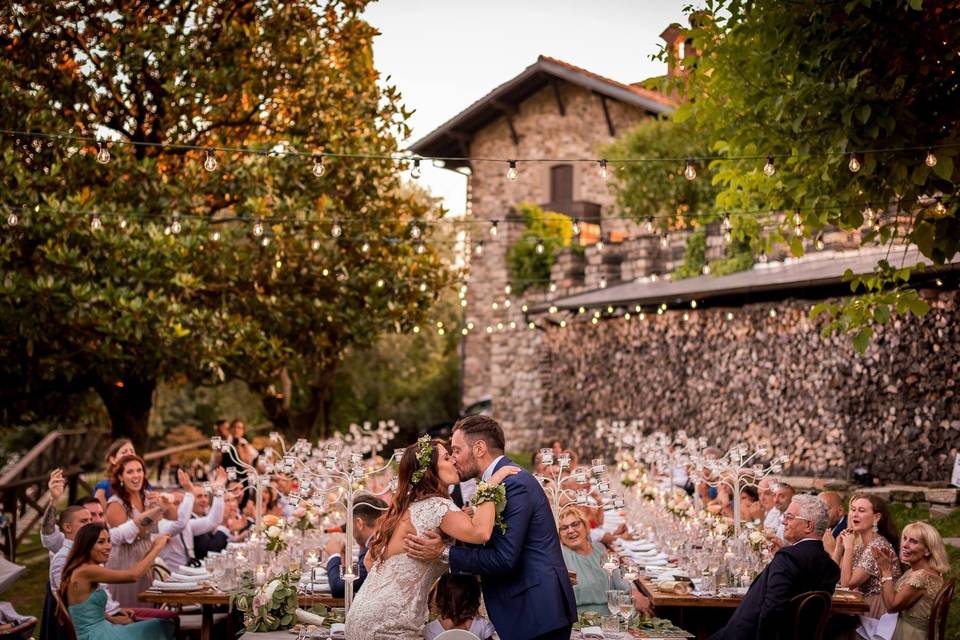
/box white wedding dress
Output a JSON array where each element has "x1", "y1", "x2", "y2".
[{"x1": 345, "y1": 496, "x2": 460, "y2": 640}]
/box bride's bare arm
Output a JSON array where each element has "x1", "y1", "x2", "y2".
[{"x1": 438, "y1": 466, "x2": 520, "y2": 544}]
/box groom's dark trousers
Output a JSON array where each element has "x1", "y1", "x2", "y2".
[{"x1": 450, "y1": 457, "x2": 577, "y2": 640}]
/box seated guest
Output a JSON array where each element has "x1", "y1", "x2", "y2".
[
  {"x1": 159, "y1": 468, "x2": 226, "y2": 570},
  {"x1": 558, "y1": 508, "x2": 652, "y2": 616},
  {"x1": 58, "y1": 524, "x2": 173, "y2": 640},
  {"x1": 772, "y1": 482, "x2": 795, "y2": 539},
  {"x1": 831, "y1": 493, "x2": 901, "y2": 618},
  {"x1": 709, "y1": 494, "x2": 839, "y2": 640},
  {"x1": 423, "y1": 574, "x2": 496, "y2": 640},
  {"x1": 325, "y1": 495, "x2": 388, "y2": 598},
  {"x1": 739, "y1": 485, "x2": 763, "y2": 523},
  {"x1": 818, "y1": 491, "x2": 847, "y2": 554},
  {"x1": 874, "y1": 521, "x2": 949, "y2": 640},
  {"x1": 93, "y1": 440, "x2": 137, "y2": 508},
  {"x1": 758, "y1": 478, "x2": 779, "y2": 530}
]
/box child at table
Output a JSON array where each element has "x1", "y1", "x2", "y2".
[{"x1": 423, "y1": 574, "x2": 496, "y2": 640}]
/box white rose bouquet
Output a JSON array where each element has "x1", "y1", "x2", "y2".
[
  {"x1": 231, "y1": 570, "x2": 300, "y2": 632},
  {"x1": 262, "y1": 514, "x2": 288, "y2": 553}
]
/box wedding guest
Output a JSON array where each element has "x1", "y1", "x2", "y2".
[
  {"x1": 157, "y1": 469, "x2": 228, "y2": 571},
  {"x1": 423, "y1": 574, "x2": 496, "y2": 640},
  {"x1": 227, "y1": 419, "x2": 258, "y2": 509},
  {"x1": 76, "y1": 496, "x2": 105, "y2": 524},
  {"x1": 773, "y1": 482, "x2": 795, "y2": 539},
  {"x1": 818, "y1": 491, "x2": 847, "y2": 554},
  {"x1": 709, "y1": 494, "x2": 839, "y2": 640},
  {"x1": 875, "y1": 521, "x2": 950, "y2": 640},
  {"x1": 209, "y1": 419, "x2": 232, "y2": 472},
  {"x1": 558, "y1": 508, "x2": 652, "y2": 617},
  {"x1": 696, "y1": 447, "x2": 722, "y2": 504},
  {"x1": 93, "y1": 440, "x2": 137, "y2": 508},
  {"x1": 759, "y1": 478, "x2": 779, "y2": 530},
  {"x1": 831, "y1": 493, "x2": 901, "y2": 618},
  {"x1": 325, "y1": 495, "x2": 387, "y2": 598},
  {"x1": 58, "y1": 523, "x2": 174, "y2": 640},
  {"x1": 104, "y1": 455, "x2": 166, "y2": 608},
  {"x1": 739, "y1": 486, "x2": 763, "y2": 523}
]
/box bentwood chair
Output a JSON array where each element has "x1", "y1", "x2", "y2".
[
  {"x1": 788, "y1": 590, "x2": 832, "y2": 640},
  {"x1": 928, "y1": 578, "x2": 956, "y2": 640}
]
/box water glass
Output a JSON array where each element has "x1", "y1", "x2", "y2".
[
  {"x1": 605, "y1": 589, "x2": 624, "y2": 616},
  {"x1": 601, "y1": 614, "x2": 620, "y2": 639}
]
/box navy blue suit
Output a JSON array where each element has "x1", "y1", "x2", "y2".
[
  {"x1": 449, "y1": 457, "x2": 577, "y2": 640},
  {"x1": 326, "y1": 544, "x2": 369, "y2": 599},
  {"x1": 832, "y1": 515, "x2": 848, "y2": 539},
  {"x1": 709, "y1": 539, "x2": 840, "y2": 640}
]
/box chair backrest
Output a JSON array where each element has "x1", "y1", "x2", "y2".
[
  {"x1": 928, "y1": 578, "x2": 956, "y2": 640},
  {"x1": 151, "y1": 562, "x2": 171, "y2": 582},
  {"x1": 434, "y1": 629, "x2": 481, "y2": 640},
  {"x1": 789, "y1": 590, "x2": 832, "y2": 640},
  {"x1": 50, "y1": 589, "x2": 77, "y2": 640}
]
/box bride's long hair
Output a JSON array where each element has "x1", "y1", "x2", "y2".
[{"x1": 367, "y1": 438, "x2": 448, "y2": 564}]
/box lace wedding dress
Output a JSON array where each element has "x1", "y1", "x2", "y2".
[{"x1": 345, "y1": 496, "x2": 459, "y2": 640}]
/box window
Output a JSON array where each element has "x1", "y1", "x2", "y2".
[{"x1": 550, "y1": 164, "x2": 574, "y2": 203}]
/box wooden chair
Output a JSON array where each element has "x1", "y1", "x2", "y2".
[
  {"x1": 50, "y1": 589, "x2": 77, "y2": 640},
  {"x1": 928, "y1": 578, "x2": 956, "y2": 640},
  {"x1": 788, "y1": 590, "x2": 832, "y2": 640}
]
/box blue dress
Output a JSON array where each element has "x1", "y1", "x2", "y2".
[{"x1": 68, "y1": 590, "x2": 174, "y2": 640}]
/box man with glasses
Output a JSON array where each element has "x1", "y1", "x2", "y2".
[{"x1": 709, "y1": 494, "x2": 840, "y2": 639}]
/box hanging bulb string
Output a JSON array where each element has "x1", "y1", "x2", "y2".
[{"x1": 3, "y1": 128, "x2": 960, "y2": 166}]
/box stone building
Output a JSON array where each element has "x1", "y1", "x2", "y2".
[{"x1": 412, "y1": 48, "x2": 960, "y2": 482}]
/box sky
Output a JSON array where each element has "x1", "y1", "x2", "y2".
[{"x1": 362, "y1": 0, "x2": 694, "y2": 216}]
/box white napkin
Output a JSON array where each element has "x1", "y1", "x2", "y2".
[
  {"x1": 177, "y1": 566, "x2": 209, "y2": 576},
  {"x1": 170, "y1": 571, "x2": 211, "y2": 582},
  {"x1": 295, "y1": 609, "x2": 326, "y2": 626},
  {"x1": 151, "y1": 579, "x2": 200, "y2": 590},
  {"x1": 580, "y1": 625, "x2": 604, "y2": 639},
  {"x1": 330, "y1": 622, "x2": 345, "y2": 639}
]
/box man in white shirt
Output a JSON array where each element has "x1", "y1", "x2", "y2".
[
  {"x1": 158, "y1": 472, "x2": 227, "y2": 571},
  {"x1": 759, "y1": 478, "x2": 781, "y2": 531}
]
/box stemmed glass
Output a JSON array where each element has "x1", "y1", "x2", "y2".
[
  {"x1": 606, "y1": 589, "x2": 625, "y2": 637},
  {"x1": 618, "y1": 592, "x2": 636, "y2": 627},
  {"x1": 602, "y1": 552, "x2": 620, "y2": 590}
]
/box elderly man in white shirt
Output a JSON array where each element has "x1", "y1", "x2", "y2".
[{"x1": 158, "y1": 468, "x2": 227, "y2": 571}]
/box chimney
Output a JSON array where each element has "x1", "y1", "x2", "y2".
[{"x1": 660, "y1": 23, "x2": 685, "y2": 78}]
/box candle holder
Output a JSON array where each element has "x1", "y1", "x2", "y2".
[{"x1": 534, "y1": 449, "x2": 618, "y2": 526}]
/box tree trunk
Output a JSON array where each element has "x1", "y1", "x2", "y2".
[
  {"x1": 95, "y1": 377, "x2": 156, "y2": 445},
  {"x1": 259, "y1": 365, "x2": 337, "y2": 441}
]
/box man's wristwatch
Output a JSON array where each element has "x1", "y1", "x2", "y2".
[{"x1": 440, "y1": 544, "x2": 451, "y2": 565}]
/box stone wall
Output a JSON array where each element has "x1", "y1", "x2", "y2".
[{"x1": 526, "y1": 289, "x2": 960, "y2": 483}]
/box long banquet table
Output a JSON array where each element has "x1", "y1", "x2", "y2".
[{"x1": 139, "y1": 590, "x2": 343, "y2": 640}]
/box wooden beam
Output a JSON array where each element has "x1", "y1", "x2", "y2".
[
  {"x1": 551, "y1": 79, "x2": 566, "y2": 116},
  {"x1": 491, "y1": 100, "x2": 520, "y2": 146},
  {"x1": 595, "y1": 92, "x2": 616, "y2": 136},
  {"x1": 443, "y1": 130, "x2": 473, "y2": 159}
]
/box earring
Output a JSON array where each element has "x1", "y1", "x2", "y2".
[
  {"x1": 120, "y1": 480, "x2": 124, "y2": 488},
  {"x1": 872, "y1": 521, "x2": 878, "y2": 533}
]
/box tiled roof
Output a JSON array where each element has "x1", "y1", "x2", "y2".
[{"x1": 538, "y1": 56, "x2": 679, "y2": 109}]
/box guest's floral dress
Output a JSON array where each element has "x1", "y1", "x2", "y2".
[
  {"x1": 852, "y1": 535, "x2": 901, "y2": 618},
  {"x1": 891, "y1": 569, "x2": 944, "y2": 640}
]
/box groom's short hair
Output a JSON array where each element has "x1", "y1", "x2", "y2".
[{"x1": 453, "y1": 415, "x2": 505, "y2": 453}]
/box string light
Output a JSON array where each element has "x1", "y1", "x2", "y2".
[
  {"x1": 170, "y1": 213, "x2": 182, "y2": 235},
  {"x1": 723, "y1": 230, "x2": 732, "y2": 244},
  {"x1": 410, "y1": 159, "x2": 422, "y2": 179},
  {"x1": 203, "y1": 148, "x2": 218, "y2": 172},
  {"x1": 848, "y1": 153, "x2": 862, "y2": 173},
  {"x1": 504, "y1": 284, "x2": 512, "y2": 295},
  {"x1": 598, "y1": 159, "x2": 609, "y2": 180},
  {"x1": 360, "y1": 241, "x2": 370, "y2": 253},
  {"x1": 409, "y1": 222, "x2": 421, "y2": 240},
  {"x1": 415, "y1": 241, "x2": 426, "y2": 254},
  {"x1": 863, "y1": 204, "x2": 876, "y2": 227},
  {"x1": 599, "y1": 278, "x2": 607, "y2": 288},
  {"x1": 535, "y1": 239, "x2": 545, "y2": 254},
  {"x1": 474, "y1": 241, "x2": 484, "y2": 257},
  {"x1": 261, "y1": 236, "x2": 270, "y2": 247},
  {"x1": 759, "y1": 251, "x2": 768, "y2": 263},
  {"x1": 769, "y1": 309, "x2": 777, "y2": 318},
  {"x1": 925, "y1": 150, "x2": 937, "y2": 167},
  {"x1": 815, "y1": 235, "x2": 825, "y2": 250},
  {"x1": 934, "y1": 197, "x2": 947, "y2": 217},
  {"x1": 311, "y1": 155, "x2": 326, "y2": 177},
  {"x1": 119, "y1": 217, "x2": 128, "y2": 230},
  {"x1": 644, "y1": 216, "x2": 654, "y2": 233},
  {"x1": 95, "y1": 142, "x2": 110, "y2": 164},
  {"x1": 683, "y1": 158, "x2": 697, "y2": 180},
  {"x1": 763, "y1": 156, "x2": 776, "y2": 177},
  {"x1": 506, "y1": 161, "x2": 519, "y2": 182},
  {"x1": 252, "y1": 217, "x2": 264, "y2": 237},
  {"x1": 309, "y1": 238, "x2": 320, "y2": 251},
  {"x1": 660, "y1": 233, "x2": 669, "y2": 248},
  {"x1": 90, "y1": 213, "x2": 102, "y2": 231},
  {"x1": 6, "y1": 211, "x2": 18, "y2": 226},
  {"x1": 572, "y1": 219, "x2": 581, "y2": 235},
  {"x1": 702, "y1": 265, "x2": 711, "y2": 274},
  {"x1": 489, "y1": 221, "x2": 499, "y2": 238},
  {"x1": 330, "y1": 220, "x2": 342, "y2": 238},
  {"x1": 210, "y1": 229, "x2": 221, "y2": 242},
  {"x1": 722, "y1": 213, "x2": 732, "y2": 231},
  {"x1": 596, "y1": 239, "x2": 604, "y2": 252}
]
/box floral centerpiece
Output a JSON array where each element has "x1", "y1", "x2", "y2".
[
  {"x1": 472, "y1": 481, "x2": 507, "y2": 534},
  {"x1": 231, "y1": 570, "x2": 300, "y2": 632},
  {"x1": 262, "y1": 514, "x2": 288, "y2": 553},
  {"x1": 290, "y1": 503, "x2": 321, "y2": 534}
]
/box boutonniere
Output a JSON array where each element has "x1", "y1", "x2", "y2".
[{"x1": 473, "y1": 481, "x2": 508, "y2": 534}]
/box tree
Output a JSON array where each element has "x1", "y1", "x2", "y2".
[
  {"x1": 623, "y1": 0, "x2": 959, "y2": 349},
  {"x1": 506, "y1": 203, "x2": 576, "y2": 294},
  {"x1": 0, "y1": 1, "x2": 453, "y2": 443}
]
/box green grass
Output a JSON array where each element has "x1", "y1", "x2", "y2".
[
  {"x1": 6, "y1": 531, "x2": 49, "y2": 630},
  {"x1": 889, "y1": 503, "x2": 959, "y2": 638}
]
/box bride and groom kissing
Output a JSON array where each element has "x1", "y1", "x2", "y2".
[{"x1": 345, "y1": 415, "x2": 577, "y2": 640}]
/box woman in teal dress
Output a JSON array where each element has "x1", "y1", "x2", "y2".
[{"x1": 59, "y1": 523, "x2": 174, "y2": 640}]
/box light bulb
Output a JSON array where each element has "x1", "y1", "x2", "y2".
[
  {"x1": 253, "y1": 217, "x2": 264, "y2": 237},
  {"x1": 415, "y1": 241, "x2": 426, "y2": 254},
  {"x1": 723, "y1": 230, "x2": 732, "y2": 244},
  {"x1": 572, "y1": 219, "x2": 581, "y2": 235},
  {"x1": 261, "y1": 236, "x2": 270, "y2": 247},
  {"x1": 6, "y1": 211, "x2": 17, "y2": 226},
  {"x1": 934, "y1": 198, "x2": 947, "y2": 217},
  {"x1": 702, "y1": 265, "x2": 711, "y2": 275},
  {"x1": 171, "y1": 214, "x2": 182, "y2": 235},
  {"x1": 691, "y1": 300, "x2": 697, "y2": 309},
  {"x1": 763, "y1": 156, "x2": 776, "y2": 176},
  {"x1": 535, "y1": 240, "x2": 544, "y2": 254},
  {"x1": 203, "y1": 149, "x2": 218, "y2": 172},
  {"x1": 549, "y1": 283, "x2": 557, "y2": 292},
  {"x1": 96, "y1": 143, "x2": 111, "y2": 164},
  {"x1": 815, "y1": 236, "x2": 824, "y2": 250},
  {"x1": 413, "y1": 326, "x2": 420, "y2": 334},
  {"x1": 311, "y1": 155, "x2": 326, "y2": 177},
  {"x1": 504, "y1": 284, "x2": 511, "y2": 295},
  {"x1": 331, "y1": 221, "x2": 342, "y2": 238},
  {"x1": 361, "y1": 241, "x2": 370, "y2": 253},
  {"x1": 409, "y1": 222, "x2": 421, "y2": 239},
  {"x1": 210, "y1": 230, "x2": 221, "y2": 242},
  {"x1": 599, "y1": 278, "x2": 607, "y2": 288},
  {"x1": 119, "y1": 217, "x2": 128, "y2": 229},
  {"x1": 410, "y1": 159, "x2": 422, "y2": 179},
  {"x1": 726, "y1": 311, "x2": 734, "y2": 320},
  {"x1": 419, "y1": 283, "x2": 427, "y2": 292},
  {"x1": 596, "y1": 239, "x2": 604, "y2": 252},
  {"x1": 848, "y1": 153, "x2": 861, "y2": 173},
  {"x1": 311, "y1": 238, "x2": 321, "y2": 251},
  {"x1": 722, "y1": 213, "x2": 732, "y2": 231},
  {"x1": 90, "y1": 214, "x2": 102, "y2": 231},
  {"x1": 925, "y1": 150, "x2": 937, "y2": 168},
  {"x1": 644, "y1": 216, "x2": 654, "y2": 233},
  {"x1": 598, "y1": 159, "x2": 609, "y2": 180},
  {"x1": 792, "y1": 210, "x2": 802, "y2": 226},
  {"x1": 376, "y1": 278, "x2": 385, "y2": 288},
  {"x1": 793, "y1": 224, "x2": 803, "y2": 237},
  {"x1": 489, "y1": 221, "x2": 499, "y2": 237},
  {"x1": 759, "y1": 251, "x2": 768, "y2": 264},
  {"x1": 506, "y1": 160, "x2": 519, "y2": 182},
  {"x1": 769, "y1": 309, "x2": 777, "y2": 318},
  {"x1": 660, "y1": 233, "x2": 669, "y2": 248},
  {"x1": 474, "y1": 241, "x2": 484, "y2": 256},
  {"x1": 683, "y1": 159, "x2": 697, "y2": 180},
  {"x1": 863, "y1": 205, "x2": 875, "y2": 226}
]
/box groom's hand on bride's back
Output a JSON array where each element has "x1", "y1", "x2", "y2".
[{"x1": 404, "y1": 530, "x2": 445, "y2": 562}]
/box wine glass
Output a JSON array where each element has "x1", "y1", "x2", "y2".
[
  {"x1": 618, "y1": 592, "x2": 635, "y2": 626},
  {"x1": 606, "y1": 589, "x2": 625, "y2": 616}
]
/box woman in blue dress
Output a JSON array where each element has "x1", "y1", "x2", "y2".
[{"x1": 58, "y1": 523, "x2": 174, "y2": 640}]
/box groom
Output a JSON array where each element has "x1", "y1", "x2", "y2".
[{"x1": 405, "y1": 416, "x2": 576, "y2": 640}]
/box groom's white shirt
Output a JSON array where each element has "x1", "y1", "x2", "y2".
[{"x1": 481, "y1": 455, "x2": 505, "y2": 482}]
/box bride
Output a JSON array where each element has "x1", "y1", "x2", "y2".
[{"x1": 345, "y1": 436, "x2": 518, "y2": 639}]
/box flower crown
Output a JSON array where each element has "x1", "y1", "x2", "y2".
[{"x1": 410, "y1": 435, "x2": 433, "y2": 485}]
